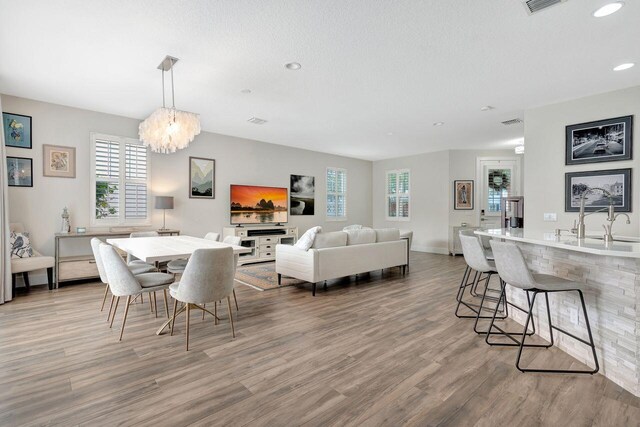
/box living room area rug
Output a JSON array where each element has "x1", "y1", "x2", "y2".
[{"x1": 235, "y1": 262, "x2": 306, "y2": 291}]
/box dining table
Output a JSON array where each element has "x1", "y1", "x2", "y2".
[
  {"x1": 106, "y1": 235, "x2": 251, "y2": 335},
  {"x1": 106, "y1": 235, "x2": 251, "y2": 263}
]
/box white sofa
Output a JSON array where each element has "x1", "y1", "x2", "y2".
[{"x1": 276, "y1": 228, "x2": 408, "y2": 296}]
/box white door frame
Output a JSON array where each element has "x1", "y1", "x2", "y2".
[{"x1": 475, "y1": 156, "x2": 522, "y2": 227}]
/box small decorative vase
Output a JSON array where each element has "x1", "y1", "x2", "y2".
[{"x1": 61, "y1": 207, "x2": 71, "y2": 234}]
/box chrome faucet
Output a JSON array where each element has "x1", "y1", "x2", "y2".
[
  {"x1": 603, "y1": 204, "x2": 631, "y2": 243},
  {"x1": 572, "y1": 187, "x2": 612, "y2": 239}
]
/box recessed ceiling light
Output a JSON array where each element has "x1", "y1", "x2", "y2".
[
  {"x1": 480, "y1": 106, "x2": 494, "y2": 111},
  {"x1": 240, "y1": 89, "x2": 251, "y2": 94},
  {"x1": 387, "y1": 132, "x2": 394, "y2": 136},
  {"x1": 285, "y1": 62, "x2": 302, "y2": 70},
  {"x1": 433, "y1": 122, "x2": 444, "y2": 126},
  {"x1": 593, "y1": 2, "x2": 624, "y2": 18},
  {"x1": 613, "y1": 62, "x2": 635, "y2": 71}
]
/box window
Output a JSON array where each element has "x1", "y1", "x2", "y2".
[
  {"x1": 91, "y1": 133, "x2": 151, "y2": 226},
  {"x1": 326, "y1": 167, "x2": 347, "y2": 220},
  {"x1": 386, "y1": 169, "x2": 410, "y2": 220}
]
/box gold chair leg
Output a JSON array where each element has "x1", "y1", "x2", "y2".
[
  {"x1": 186, "y1": 303, "x2": 191, "y2": 351},
  {"x1": 153, "y1": 292, "x2": 158, "y2": 318},
  {"x1": 171, "y1": 298, "x2": 179, "y2": 336},
  {"x1": 101, "y1": 285, "x2": 109, "y2": 311},
  {"x1": 110, "y1": 297, "x2": 120, "y2": 328},
  {"x1": 106, "y1": 295, "x2": 115, "y2": 322},
  {"x1": 227, "y1": 297, "x2": 235, "y2": 338},
  {"x1": 119, "y1": 296, "x2": 131, "y2": 341},
  {"x1": 214, "y1": 301, "x2": 218, "y2": 325},
  {"x1": 140, "y1": 293, "x2": 144, "y2": 304},
  {"x1": 202, "y1": 303, "x2": 206, "y2": 320},
  {"x1": 233, "y1": 289, "x2": 239, "y2": 311},
  {"x1": 163, "y1": 289, "x2": 170, "y2": 319}
]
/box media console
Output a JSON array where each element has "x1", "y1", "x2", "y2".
[{"x1": 223, "y1": 225, "x2": 298, "y2": 265}]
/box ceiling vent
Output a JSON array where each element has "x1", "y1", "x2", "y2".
[
  {"x1": 501, "y1": 118, "x2": 523, "y2": 126},
  {"x1": 247, "y1": 117, "x2": 268, "y2": 125},
  {"x1": 522, "y1": 0, "x2": 567, "y2": 15}
]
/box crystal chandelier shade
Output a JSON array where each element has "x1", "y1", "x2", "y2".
[{"x1": 139, "y1": 56, "x2": 201, "y2": 154}]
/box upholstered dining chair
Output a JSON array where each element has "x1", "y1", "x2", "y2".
[
  {"x1": 99, "y1": 243, "x2": 175, "y2": 341},
  {"x1": 167, "y1": 231, "x2": 220, "y2": 274},
  {"x1": 9, "y1": 223, "x2": 55, "y2": 293},
  {"x1": 168, "y1": 247, "x2": 236, "y2": 350},
  {"x1": 90, "y1": 238, "x2": 155, "y2": 313}
]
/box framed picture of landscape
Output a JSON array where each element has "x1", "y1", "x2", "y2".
[
  {"x1": 290, "y1": 174, "x2": 315, "y2": 215},
  {"x1": 565, "y1": 115, "x2": 633, "y2": 165},
  {"x1": 3, "y1": 113, "x2": 32, "y2": 149},
  {"x1": 189, "y1": 157, "x2": 215, "y2": 199}
]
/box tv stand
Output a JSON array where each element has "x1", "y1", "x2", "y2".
[{"x1": 223, "y1": 225, "x2": 298, "y2": 265}]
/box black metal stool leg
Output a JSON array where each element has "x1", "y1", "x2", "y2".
[
  {"x1": 484, "y1": 281, "x2": 538, "y2": 342},
  {"x1": 515, "y1": 290, "x2": 599, "y2": 374}
]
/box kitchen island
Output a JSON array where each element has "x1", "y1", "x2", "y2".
[{"x1": 476, "y1": 228, "x2": 640, "y2": 397}]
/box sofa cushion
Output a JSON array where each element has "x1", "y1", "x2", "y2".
[
  {"x1": 312, "y1": 231, "x2": 347, "y2": 249},
  {"x1": 295, "y1": 226, "x2": 322, "y2": 251},
  {"x1": 345, "y1": 229, "x2": 376, "y2": 246},
  {"x1": 376, "y1": 228, "x2": 400, "y2": 243},
  {"x1": 10, "y1": 231, "x2": 33, "y2": 259}
]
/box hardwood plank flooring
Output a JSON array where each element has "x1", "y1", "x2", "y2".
[{"x1": 0, "y1": 252, "x2": 638, "y2": 426}]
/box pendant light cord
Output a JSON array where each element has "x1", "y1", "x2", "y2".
[
  {"x1": 161, "y1": 68, "x2": 166, "y2": 108},
  {"x1": 170, "y1": 58, "x2": 176, "y2": 108}
]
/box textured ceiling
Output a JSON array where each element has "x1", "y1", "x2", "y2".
[{"x1": 1, "y1": 0, "x2": 639, "y2": 160}]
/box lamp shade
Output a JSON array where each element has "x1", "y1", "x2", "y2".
[{"x1": 155, "y1": 196, "x2": 174, "y2": 210}]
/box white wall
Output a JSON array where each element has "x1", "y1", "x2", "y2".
[
  {"x1": 448, "y1": 149, "x2": 519, "y2": 228},
  {"x1": 372, "y1": 148, "x2": 518, "y2": 254},
  {"x1": 2, "y1": 94, "x2": 372, "y2": 284},
  {"x1": 524, "y1": 85, "x2": 640, "y2": 235}
]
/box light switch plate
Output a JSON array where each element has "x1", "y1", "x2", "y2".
[{"x1": 543, "y1": 213, "x2": 557, "y2": 222}]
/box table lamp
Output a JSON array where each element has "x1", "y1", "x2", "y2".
[{"x1": 155, "y1": 196, "x2": 174, "y2": 230}]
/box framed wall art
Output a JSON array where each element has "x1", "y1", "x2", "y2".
[
  {"x1": 566, "y1": 115, "x2": 633, "y2": 165},
  {"x1": 189, "y1": 157, "x2": 215, "y2": 199},
  {"x1": 565, "y1": 168, "x2": 631, "y2": 213},
  {"x1": 43, "y1": 144, "x2": 76, "y2": 178},
  {"x1": 454, "y1": 180, "x2": 474, "y2": 210},
  {"x1": 290, "y1": 174, "x2": 315, "y2": 215},
  {"x1": 3, "y1": 113, "x2": 32, "y2": 149},
  {"x1": 7, "y1": 156, "x2": 33, "y2": 187}
]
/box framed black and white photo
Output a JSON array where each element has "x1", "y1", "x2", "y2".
[
  {"x1": 454, "y1": 180, "x2": 474, "y2": 210},
  {"x1": 565, "y1": 168, "x2": 631, "y2": 213},
  {"x1": 566, "y1": 115, "x2": 633, "y2": 165},
  {"x1": 290, "y1": 174, "x2": 315, "y2": 215}
]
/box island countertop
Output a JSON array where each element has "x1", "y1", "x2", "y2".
[{"x1": 475, "y1": 228, "x2": 640, "y2": 259}]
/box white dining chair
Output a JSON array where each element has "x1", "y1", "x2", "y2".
[
  {"x1": 90, "y1": 238, "x2": 156, "y2": 314},
  {"x1": 99, "y1": 243, "x2": 175, "y2": 341},
  {"x1": 167, "y1": 231, "x2": 219, "y2": 274},
  {"x1": 168, "y1": 247, "x2": 236, "y2": 350}
]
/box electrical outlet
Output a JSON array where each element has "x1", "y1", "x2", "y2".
[
  {"x1": 544, "y1": 213, "x2": 557, "y2": 222},
  {"x1": 569, "y1": 308, "x2": 579, "y2": 325}
]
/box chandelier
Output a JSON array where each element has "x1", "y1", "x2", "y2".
[{"x1": 139, "y1": 56, "x2": 201, "y2": 154}]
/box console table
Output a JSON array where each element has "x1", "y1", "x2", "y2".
[{"x1": 54, "y1": 229, "x2": 179, "y2": 288}]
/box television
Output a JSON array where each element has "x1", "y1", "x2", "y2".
[{"x1": 230, "y1": 184, "x2": 288, "y2": 225}]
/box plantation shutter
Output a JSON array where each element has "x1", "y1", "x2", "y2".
[
  {"x1": 327, "y1": 167, "x2": 347, "y2": 219},
  {"x1": 95, "y1": 139, "x2": 120, "y2": 219},
  {"x1": 386, "y1": 169, "x2": 410, "y2": 220},
  {"x1": 125, "y1": 143, "x2": 148, "y2": 219}
]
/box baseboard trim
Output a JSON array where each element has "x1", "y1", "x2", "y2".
[{"x1": 410, "y1": 245, "x2": 449, "y2": 255}]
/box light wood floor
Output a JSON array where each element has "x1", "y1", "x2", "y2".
[{"x1": 1, "y1": 253, "x2": 639, "y2": 426}]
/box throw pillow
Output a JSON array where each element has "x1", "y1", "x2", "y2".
[
  {"x1": 295, "y1": 226, "x2": 322, "y2": 251},
  {"x1": 10, "y1": 231, "x2": 34, "y2": 259}
]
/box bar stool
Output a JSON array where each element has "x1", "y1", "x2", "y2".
[
  {"x1": 456, "y1": 233, "x2": 507, "y2": 331},
  {"x1": 488, "y1": 240, "x2": 599, "y2": 374}
]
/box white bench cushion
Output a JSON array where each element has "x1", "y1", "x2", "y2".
[{"x1": 11, "y1": 256, "x2": 55, "y2": 274}]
